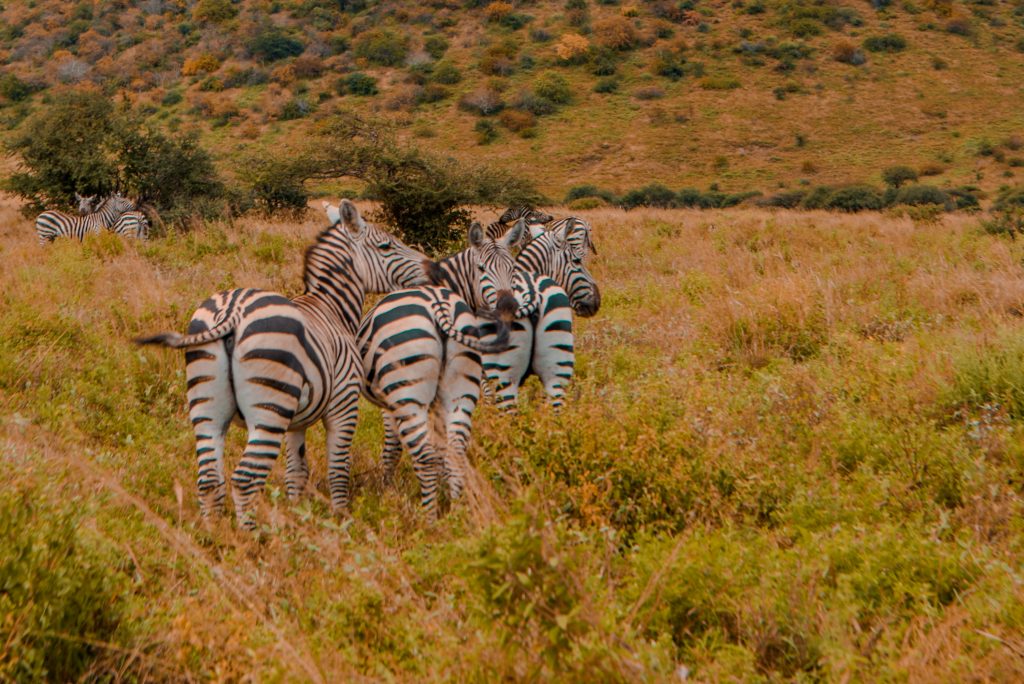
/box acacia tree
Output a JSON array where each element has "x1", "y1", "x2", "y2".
[{"x1": 241, "y1": 112, "x2": 542, "y2": 254}]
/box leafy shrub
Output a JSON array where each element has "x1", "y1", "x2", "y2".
[
  {"x1": 593, "y1": 16, "x2": 638, "y2": 50},
  {"x1": 993, "y1": 186, "x2": 1024, "y2": 211},
  {"x1": 621, "y1": 183, "x2": 678, "y2": 209},
  {"x1": 590, "y1": 47, "x2": 619, "y2": 75},
  {"x1": 248, "y1": 27, "x2": 304, "y2": 62},
  {"x1": 498, "y1": 108, "x2": 536, "y2": 133},
  {"x1": 424, "y1": 34, "x2": 449, "y2": 59},
  {"x1": 891, "y1": 184, "x2": 951, "y2": 209},
  {"x1": 354, "y1": 28, "x2": 409, "y2": 66},
  {"x1": 946, "y1": 332, "x2": 1024, "y2": 417},
  {"x1": 161, "y1": 90, "x2": 183, "y2": 106},
  {"x1": 279, "y1": 97, "x2": 313, "y2": 120},
  {"x1": 568, "y1": 197, "x2": 606, "y2": 209},
  {"x1": 533, "y1": 72, "x2": 572, "y2": 104},
  {"x1": 565, "y1": 184, "x2": 617, "y2": 204},
  {"x1": 946, "y1": 13, "x2": 972, "y2": 36},
  {"x1": 823, "y1": 185, "x2": 885, "y2": 212},
  {"x1": 339, "y1": 72, "x2": 378, "y2": 95},
  {"x1": 0, "y1": 73, "x2": 34, "y2": 102},
  {"x1": 593, "y1": 77, "x2": 619, "y2": 93},
  {"x1": 555, "y1": 33, "x2": 590, "y2": 63},
  {"x1": 432, "y1": 60, "x2": 462, "y2": 84},
  {"x1": 0, "y1": 489, "x2": 127, "y2": 682},
  {"x1": 948, "y1": 186, "x2": 981, "y2": 211},
  {"x1": 800, "y1": 185, "x2": 833, "y2": 209},
  {"x1": 863, "y1": 33, "x2": 907, "y2": 52},
  {"x1": 193, "y1": 0, "x2": 237, "y2": 23},
  {"x1": 512, "y1": 91, "x2": 557, "y2": 116},
  {"x1": 651, "y1": 48, "x2": 687, "y2": 80},
  {"x1": 882, "y1": 165, "x2": 918, "y2": 188}
]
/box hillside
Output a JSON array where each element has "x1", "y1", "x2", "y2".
[
  {"x1": 2, "y1": 0, "x2": 1024, "y2": 198},
  {"x1": 2, "y1": 200, "x2": 1024, "y2": 680}
]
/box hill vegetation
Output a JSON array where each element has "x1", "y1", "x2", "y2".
[
  {"x1": 1, "y1": 0, "x2": 1024, "y2": 201},
  {"x1": 2, "y1": 200, "x2": 1024, "y2": 680}
]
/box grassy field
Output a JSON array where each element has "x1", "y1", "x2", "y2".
[{"x1": 2, "y1": 198, "x2": 1024, "y2": 681}]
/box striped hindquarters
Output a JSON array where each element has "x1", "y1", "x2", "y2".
[
  {"x1": 35, "y1": 211, "x2": 102, "y2": 244},
  {"x1": 111, "y1": 211, "x2": 150, "y2": 240}
]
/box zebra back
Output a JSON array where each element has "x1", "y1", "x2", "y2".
[
  {"x1": 485, "y1": 206, "x2": 554, "y2": 242},
  {"x1": 36, "y1": 194, "x2": 138, "y2": 244},
  {"x1": 111, "y1": 211, "x2": 150, "y2": 240}
]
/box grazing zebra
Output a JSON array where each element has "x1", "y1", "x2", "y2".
[
  {"x1": 35, "y1": 193, "x2": 136, "y2": 244},
  {"x1": 356, "y1": 220, "x2": 525, "y2": 516},
  {"x1": 111, "y1": 210, "x2": 150, "y2": 240},
  {"x1": 136, "y1": 200, "x2": 434, "y2": 529},
  {"x1": 484, "y1": 206, "x2": 553, "y2": 242},
  {"x1": 482, "y1": 217, "x2": 602, "y2": 411}
]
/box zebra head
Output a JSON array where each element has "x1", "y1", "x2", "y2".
[
  {"x1": 498, "y1": 206, "x2": 552, "y2": 245},
  {"x1": 75, "y1": 193, "x2": 97, "y2": 215},
  {"x1": 524, "y1": 218, "x2": 601, "y2": 317},
  {"x1": 467, "y1": 218, "x2": 525, "y2": 318},
  {"x1": 331, "y1": 199, "x2": 434, "y2": 293},
  {"x1": 95, "y1": 193, "x2": 137, "y2": 216}
]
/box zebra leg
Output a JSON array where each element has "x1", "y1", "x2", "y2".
[
  {"x1": 284, "y1": 429, "x2": 308, "y2": 501},
  {"x1": 392, "y1": 405, "x2": 442, "y2": 519},
  {"x1": 380, "y1": 411, "x2": 403, "y2": 483},
  {"x1": 532, "y1": 291, "x2": 574, "y2": 412},
  {"x1": 438, "y1": 346, "x2": 484, "y2": 501},
  {"x1": 323, "y1": 390, "x2": 359, "y2": 514},
  {"x1": 230, "y1": 420, "x2": 288, "y2": 530},
  {"x1": 185, "y1": 341, "x2": 236, "y2": 517},
  {"x1": 488, "y1": 320, "x2": 533, "y2": 412}
]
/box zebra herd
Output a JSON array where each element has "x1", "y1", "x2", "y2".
[
  {"x1": 138, "y1": 201, "x2": 600, "y2": 529},
  {"x1": 34, "y1": 192, "x2": 150, "y2": 244}
]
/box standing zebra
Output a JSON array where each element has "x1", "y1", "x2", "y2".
[
  {"x1": 35, "y1": 193, "x2": 136, "y2": 244},
  {"x1": 355, "y1": 220, "x2": 525, "y2": 516},
  {"x1": 483, "y1": 216, "x2": 602, "y2": 410},
  {"x1": 110, "y1": 211, "x2": 150, "y2": 240},
  {"x1": 75, "y1": 193, "x2": 97, "y2": 215},
  {"x1": 136, "y1": 200, "x2": 434, "y2": 528}
]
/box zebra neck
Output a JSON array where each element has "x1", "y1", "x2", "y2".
[
  {"x1": 517, "y1": 239, "x2": 553, "y2": 279},
  {"x1": 300, "y1": 282, "x2": 362, "y2": 336},
  {"x1": 437, "y1": 251, "x2": 483, "y2": 310}
]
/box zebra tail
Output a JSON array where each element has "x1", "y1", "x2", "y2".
[
  {"x1": 432, "y1": 299, "x2": 513, "y2": 354},
  {"x1": 134, "y1": 307, "x2": 243, "y2": 349}
]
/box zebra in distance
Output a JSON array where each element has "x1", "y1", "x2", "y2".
[
  {"x1": 136, "y1": 200, "x2": 434, "y2": 529},
  {"x1": 484, "y1": 205, "x2": 554, "y2": 242},
  {"x1": 356, "y1": 220, "x2": 526, "y2": 517},
  {"x1": 75, "y1": 193, "x2": 97, "y2": 215},
  {"x1": 111, "y1": 210, "x2": 150, "y2": 240},
  {"x1": 35, "y1": 193, "x2": 136, "y2": 244},
  {"x1": 482, "y1": 217, "x2": 601, "y2": 411}
]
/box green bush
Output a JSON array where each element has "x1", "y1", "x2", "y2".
[
  {"x1": 0, "y1": 488, "x2": 128, "y2": 681},
  {"x1": 424, "y1": 34, "x2": 449, "y2": 59},
  {"x1": 0, "y1": 73, "x2": 34, "y2": 102},
  {"x1": 593, "y1": 77, "x2": 619, "y2": 93},
  {"x1": 3, "y1": 89, "x2": 226, "y2": 225},
  {"x1": 947, "y1": 186, "x2": 980, "y2": 211},
  {"x1": 533, "y1": 72, "x2": 572, "y2": 105},
  {"x1": 621, "y1": 184, "x2": 679, "y2": 209},
  {"x1": 354, "y1": 28, "x2": 409, "y2": 67},
  {"x1": 475, "y1": 119, "x2": 498, "y2": 145},
  {"x1": 565, "y1": 184, "x2": 617, "y2": 204},
  {"x1": 431, "y1": 60, "x2": 462, "y2": 84},
  {"x1": 247, "y1": 27, "x2": 304, "y2": 61},
  {"x1": 339, "y1": 72, "x2": 378, "y2": 96},
  {"x1": 759, "y1": 190, "x2": 807, "y2": 208},
  {"x1": 567, "y1": 197, "x2": 606, "y2": 209},
  {"x1": 946, "y1": 332, "x2": 1024, "y2": 417},
  {"x1": 993, "y1": 186, "x2": 1024, "y2": 211},
  {"x1": 822, "y1": 185, "x2": 885, "y2": 212},
  {"x1": 863, "y1": 33, "x2": 907, "y2": 52},
  {"x1": 891, "y1": 184, "x2": 951, "y2": 209}
]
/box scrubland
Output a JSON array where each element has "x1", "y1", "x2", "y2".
[{"x1": 2, "y1": 198, "x2": 1024, "y2": 681}]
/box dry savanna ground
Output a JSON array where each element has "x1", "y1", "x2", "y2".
[{"x1": 2, "y1": 197, "x2": 1024, "y2": 681}]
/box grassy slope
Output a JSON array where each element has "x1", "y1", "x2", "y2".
[
  {"x1": 3, "y1": 2, "x2": 1024, "y2": 199},
  {"x1": 2, "y1": 199, "x2": 1024, "y2": 680}
]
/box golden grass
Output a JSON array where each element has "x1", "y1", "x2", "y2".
[{"x1": 2, "y1": 197, "x2": 1024, "y2": 680}]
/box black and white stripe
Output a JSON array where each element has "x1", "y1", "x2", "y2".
[
  {"x1": 483, "y1": 217, "x2": 601, "y2": 410},
  {"x1": 35, "y1": 193, "x2": 136, "y2": 244},
  {"x1": 137, "y1": 200, "x2": 433, "y2": 528},
  {"x1": 358, "y1": 221, "x2": 525, "y2": 516},
  {"x1": 485, "y1": 206, "x2": 553, "y2": 241},
  {"x1": 111, "y1": 210, "x2": 150, "y2": 240}
]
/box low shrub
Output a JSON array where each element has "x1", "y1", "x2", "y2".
[
  {"x1": 424, "y1": 34, "x2": 449, "y2": 59},
  {"x1": 823, "y1": 184, "x2": 884, "y2": 212},
  {"x1": 353, "y1": 28, "x2": 409, "y2": 66},
  {"x1": 339, "y1": 72, "x2": 378, "y2": 96},
  {"x1": 634, "y1": 86, "x2": 665, "y2": 100},
  {"x1": 475, "y1": 119, "x2": 498, "y2": 144},
  {"x1": 498, "y1": 108, "x2": 536, "y2": 133},
  {"x1": 833, "y1": 41, "x2": 866, "y2": 65},
  {"x1": 758, "y1": 190, "x2": 807, "y2": 208},
  {"x1": 882, "y1": 165, "x2": 919, "y2": 188},
  {"x1": 946, "y1": 332, "x2": 1024, "y2": 417},
  {"x1": 565, "y1": 184, "x2": 618, "y2": 204},
  {"x1": 248, "y1": 27, "x2": 304, "y2": 62},
  {"x1": 459, "y1": 88, "x2": 505, "y2": 115},
  {"x1": 593, "y1": 77, "x2": 619, "y2": 93},
  {"x1": 863, "y1": 33, "x2": 907, "y2": 52},
  {"x1": 700, "y1": 75, "x2": 742, "y2": 89},
  {"x1": 890, "y1": 184, "x2": 951, "y2": 209},
  {"x1": 800, "y1": 186, "x2": 834, "y2": 209},
  {"x1": 593, "y1": 16, "x2": 638, "y2": 51},
  {"x1": 567, "y1": 197, "x2": 606, "y2": 210},
  {"x1": 621, "y1": 183, "x2": 679, "y2": 209},
  {"x1": 533, "y1": 71, "x2": 572, "y2": 105},
  {"x1": 512, "y1": 91, "x2": 557, "y2": 116},
  {"x1": 432, "y1": 61, "x2": 462, "y2": 84}
]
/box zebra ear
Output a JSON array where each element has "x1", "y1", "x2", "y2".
[
  {"x1": 503, "y1": 218, "x2": 527, "y2": 250},
  {"x1": 323, "y1": 201, "x2": 340, "y2": 225},
  {"x1": 338, "y1": 199, "x2": 365, "y2": 235},
  {"x1": 468, "y1": 221, "x2": 485, "y2": 248}
]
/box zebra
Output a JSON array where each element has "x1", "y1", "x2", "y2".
[
  {"x1": 75, "y1": 193, "x2": 97, "y2": 215},
  {"x1": 111, "y1": 210, "x2": 150, "y2": 240},
  {"x1": 35, "y1": 193, "x2": 136, "y2": 244},
  {"x1": 136, "y1": 200, "x2": 434, "y2": 529},
  {"x1": 355, "y1": 220, "x2": 526, "y2": 516},
  {"x1": 484, "y1": 206, "x2": 553, "y2": 242},
  {"x1": 322, "y1": 201, "x2": 341, "y2": 225},
  {"x1": 482, "y1": 217, "x2": 602, "y2": 411}
]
